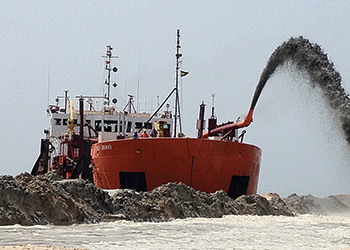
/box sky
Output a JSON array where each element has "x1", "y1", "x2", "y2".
[{"x1": 1, "y1": 1, "x2": 350, "y2": 197}]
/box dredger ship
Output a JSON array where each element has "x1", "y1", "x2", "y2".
[{"x1": 32, "y1": 30, "x2": 261, "y2": 199}]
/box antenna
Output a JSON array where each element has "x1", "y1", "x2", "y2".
[
  {"x1": 47, "y1": 66, "x2": 50, "y2": 117},
  {"x1": 137, "y1": 55, "x2": 141, "y2": 111}
]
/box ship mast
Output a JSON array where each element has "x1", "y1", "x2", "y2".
[
  {"x1": 174, "y1": 29, "x2": 182, "y2": 138},
  {"x1": 103, "y1": 45, "x2": 118, "y2": 105}
]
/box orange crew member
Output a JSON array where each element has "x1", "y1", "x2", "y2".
[{"x1": 140, "y1": 129, "x2": 149, "y2": 138}]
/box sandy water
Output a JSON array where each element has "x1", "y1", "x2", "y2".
[{"x1": 0, "y1": 214, "x2": 349, "y2": 250}]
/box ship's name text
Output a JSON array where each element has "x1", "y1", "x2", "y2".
[{"x1": 95, "y1": 144, "x2": 112, "y2": 151}]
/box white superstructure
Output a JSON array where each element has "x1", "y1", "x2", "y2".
[{"x1": 48, "y1": 104, "x2": 173, "y2": 142}]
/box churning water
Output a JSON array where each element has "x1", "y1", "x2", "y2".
[{"x1": 0, "y1": 215, "x2": 350, "y2": 249}]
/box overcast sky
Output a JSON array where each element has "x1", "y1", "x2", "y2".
[{"x1": 1, "y1": 1, "x2": 350, "y2": 197}]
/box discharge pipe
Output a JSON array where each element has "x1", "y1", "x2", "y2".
[{"x1": 202, "y1": 109, "x2": 254, "y2": 138}]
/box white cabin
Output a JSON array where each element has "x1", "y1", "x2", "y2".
[{"x1": 48, "y1": 105, "x2": 173, "y2": 142}]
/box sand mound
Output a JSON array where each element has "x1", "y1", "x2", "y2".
[{"x1": 1, "y1": 172, "x2": 349, "y2": 226}]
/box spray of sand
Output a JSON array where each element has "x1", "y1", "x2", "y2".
[{"x1": 251, "y1": 37, "x2": 350, "y2": 143}]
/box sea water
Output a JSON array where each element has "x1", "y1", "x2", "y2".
[{"x1": 0, "y1": 215, "x2": 349, "y2": 249}]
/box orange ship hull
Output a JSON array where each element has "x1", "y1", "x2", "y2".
[{"x1": 91, "y1": 138, "x2": 261, "y2": 199}]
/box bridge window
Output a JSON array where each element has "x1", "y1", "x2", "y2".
[
  {"x1": 54, "y1": 118, "x2": 62, "y2": 125},
  {"x1": 135, "y1": 122, "x2": 143, "y2": 129},
  {"x1": 144, "y1": 123, "x2": 152, "y2": 129},
  {"x1": 126, "y1": 121, "x2": 132, "y2": 133},
  {"x1": 62, "y1": 119, "x2": 78, "y2": 126},
  {"x1": 95, "y1": 120, "x2": 102, "y2": 132},
  {"x1": 104, "y1": 120, "x2": 117, "y2": 132}
]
